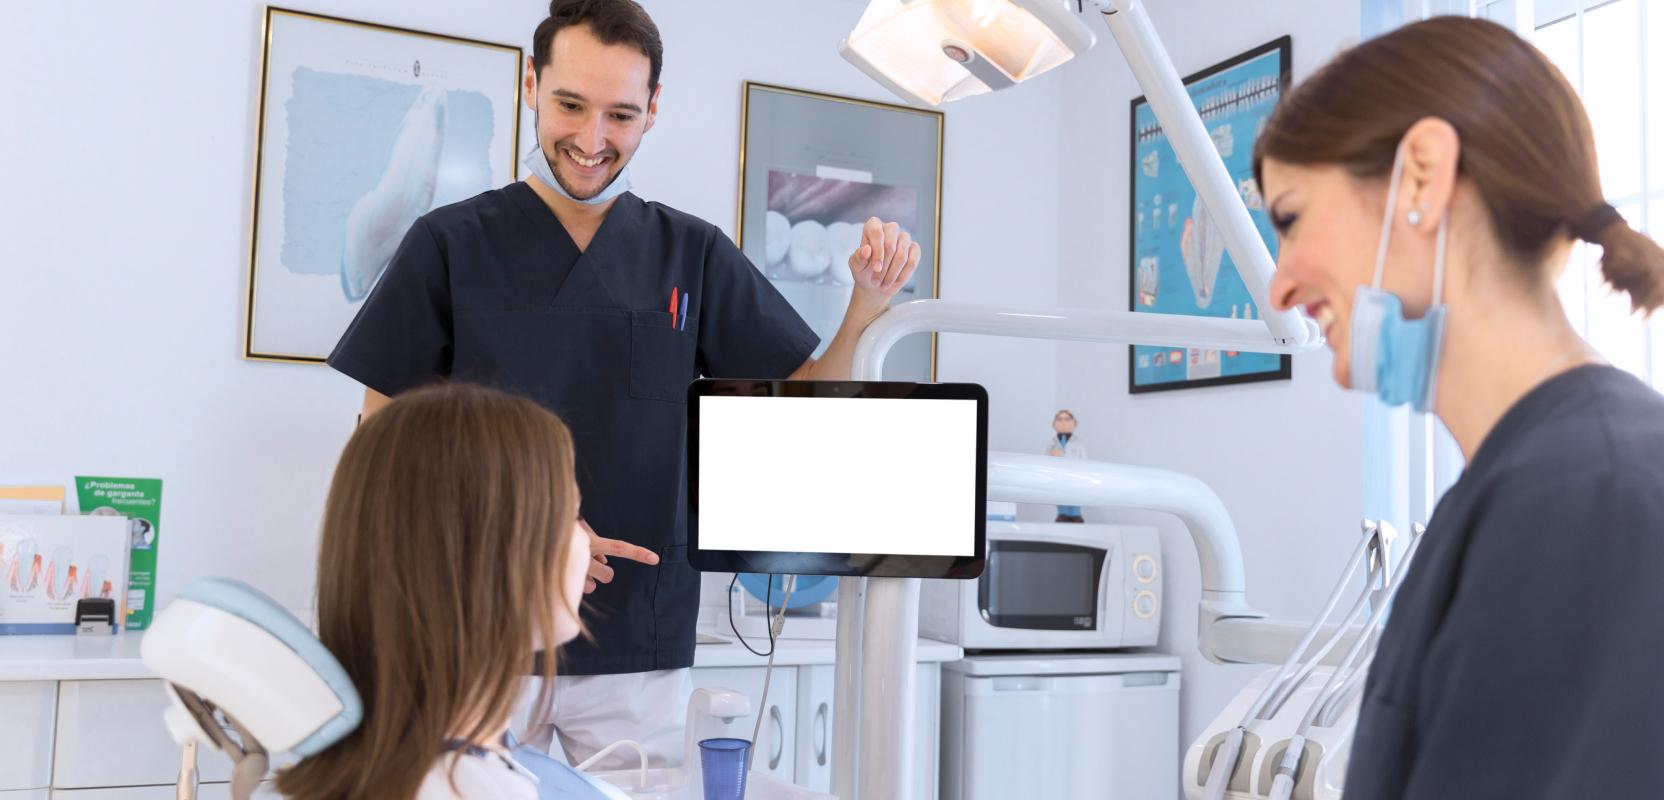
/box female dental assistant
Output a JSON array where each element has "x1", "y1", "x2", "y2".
[
  {"x1": 326, "y1": 0, "x2": 921, "y2": 768},
  {"x1": 1257, "y1": 17, "x2": 1664, "y2": 798}
]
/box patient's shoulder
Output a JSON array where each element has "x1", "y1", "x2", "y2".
[{"x1": 414, "y1": 749, "x2": 539, "y2": 800}]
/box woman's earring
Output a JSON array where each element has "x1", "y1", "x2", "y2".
[{"x1": 1407, "y1": 208, "x2": 1424, "y2": 227}]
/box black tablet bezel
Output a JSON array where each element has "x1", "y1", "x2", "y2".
[{"x1": 688, "y1": 379, "x2": 987, "y2": 580}]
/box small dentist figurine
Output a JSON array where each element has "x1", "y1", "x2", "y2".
[{"x1": 1047, "y1": 409, "x2": 1087, "y2": 522}]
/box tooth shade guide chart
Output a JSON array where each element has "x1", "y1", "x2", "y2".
[{"x1": 1128, "y1": 37, "x2": 1293, "y2": 394}]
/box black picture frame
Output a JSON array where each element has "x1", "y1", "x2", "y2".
[{"x1": 1127, "y1": 36, "x2": 1293, "y2": 394}]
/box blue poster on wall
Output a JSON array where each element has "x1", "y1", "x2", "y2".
[{"x1": 1129, "y1": 37, "x2": 1292, "y2": 393}]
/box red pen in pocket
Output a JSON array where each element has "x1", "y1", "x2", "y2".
[{"x1": 669, "y1": 286, "x2": 679, "y2": 319}]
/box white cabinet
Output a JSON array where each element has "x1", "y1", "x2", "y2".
[
  {"x1": 794, "y1": 664, "x2": 941, "y2": 800},
  {"x1": 0, "y1": 791, "x2": 49, "y2": 800},
  {"x1": 53, "y1": 681, "x2": 234, "y2": 789},
  {"x1": 0, "y1": 683, "x2": 55, "y2": 791},
  {"x1": 689, "y1": 666, "x2": 798, "y2": 783}
]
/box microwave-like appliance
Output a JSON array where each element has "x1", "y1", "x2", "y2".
[{"x1": 920, "y1": 522, "x2": 1161, "y2": 650}]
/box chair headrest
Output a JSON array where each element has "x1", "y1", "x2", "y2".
[{"x1": 142, "y1": 577, "x2": 361, "y2": 757}]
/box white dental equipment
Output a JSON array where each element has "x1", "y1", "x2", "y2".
[
  {"x1": 833, "y1": 1, "x2": 1341, "y2": 797},
  {"x1": 141, "y1": 577, "x2": 363, "y2": 800},
  {"x1": 1189, "y1": 522, "x2": 1426, "y2": 800}
]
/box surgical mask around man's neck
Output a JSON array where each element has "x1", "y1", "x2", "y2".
[
  {"x1": 522, "y1": 94, "x2": 632, "y2": 206},
  {"x1": 1348, "y1": 146, "x2": 1450, "y2": 413}
]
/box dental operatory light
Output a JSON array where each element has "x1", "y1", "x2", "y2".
[{"x1": 839, "y1": 0, "x2": 1096, "y2": 106}]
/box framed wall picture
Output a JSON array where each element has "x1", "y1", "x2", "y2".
[
  {"x1": 244, "y1": 7, "x2": 522, "y2": 364},
  {"x1": 1128, "y1": 36, "x2": 1292, "y2": 393},
  {"x1": 736, "y1": 82, "x2": 943, "y2": 381}
]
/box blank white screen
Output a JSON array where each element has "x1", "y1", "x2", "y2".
[{"x1": 698, "y1": 395, "x2": 978, "y2": 557}]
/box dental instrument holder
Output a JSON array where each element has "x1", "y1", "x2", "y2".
[
  {"x1": 831, "y1": 3, "x2": 1328, "y2": 796},
  {"x1": 74, "y1": 597, "x2": 117, "y2": 635}
]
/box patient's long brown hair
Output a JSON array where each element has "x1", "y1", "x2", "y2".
[{"x1": 276, "y1": 383, "x2": 580, "y2": 799}]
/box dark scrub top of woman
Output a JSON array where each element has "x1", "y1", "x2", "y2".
[
  {"x1": 328, "y1": 182, "x2": 819, "y2": 675},
  {"x1": 1346, "y1": 365, "x2": 1664, "y2": 798}
]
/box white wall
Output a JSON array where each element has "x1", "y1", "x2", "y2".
[
  {"x1": 0, "y1": 0, "x2": 1057, "y2": 615},
  {"x1": 3, "y1": 0, "x2": 1368, "y2": 770},
  {"x1": 1053, "y1": 0, "x2": 1366, "y2": 751}
]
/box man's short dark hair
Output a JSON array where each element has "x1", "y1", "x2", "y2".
[{"x1": 533, "y1": 0, "x2": 664, "y2": 95}]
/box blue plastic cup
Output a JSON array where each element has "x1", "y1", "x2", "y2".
[{"x1": 698, "y1": 737, "x2": 751, "y2": 800}]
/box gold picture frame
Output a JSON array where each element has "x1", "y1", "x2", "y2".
[
  {"x1": 243, "y1": 6, "x2": 523, "y2": 364},
  {"x1": 735, "y1": 81, "x2": 944, "y2": 381}
]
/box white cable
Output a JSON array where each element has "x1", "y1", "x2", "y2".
[
  {"x1": 1202, "y1": 521, "x2": 1379, "y2": 800},
  {"x1": 748, "y1": 575, "x2": 795, "y2": 772},
  {"x1": 1258, "y1": 565, "x2": 1379, "y2": 721},
  {"x1": 1311, "y1": 523, "x2": 1427, "y2": 729},
  {"x1": 1298, "y1": 527, "x2": 1431, "y2": 737},
  {"x1": 1242, "y1": 522, "x2": 1379, "y2": 725},
  {"x1": 574, "y1": 739, "x2": 648, "y2": 786}
]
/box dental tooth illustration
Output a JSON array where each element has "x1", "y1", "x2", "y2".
[
  {"x1": 765, "y1": 210, "x2": 791, "y2": 267},
  {"x1": 342, "y1": 85, "x2": 448, "y2": 302},
  {"x1": 82, "y1": 555, "x2": 110, "y2": 599},
  {"x1": 1239, "y1": 178, "x2": 1264, "y2": 211},
  {"x1": 824, "y1": 221, "x2": 861, "y2": 286},
  {"x1": 1169, "y1": 203, "x2": 1179, "y2": 228},
  {"x1": 1137, "y1": 257, "x2": 1160, "y2": 306},
  {"x1": 1141, "y1": 150, "x2": 1160, "y2": 178},
  {"x1": 46, "y1": 546, "x2": 73, "y2": 600},
  {"x1": 1210, "y1": 124, "x2": 1235, "y2": 158},
  {"x1": 1181, "y1": 197, "x2": 1227, "y2": 309},
  {"x1": 788, "y1": 219, "x2": 831, "y2": 279},
  {"x1": 8, "y1": 538, "x2": 40, "y2": 593}
]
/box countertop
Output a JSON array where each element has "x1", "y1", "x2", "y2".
[{"x1": 0, "y1": 632, "x2": 962, "y2": 682}]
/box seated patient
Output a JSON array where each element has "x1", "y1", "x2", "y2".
[{"x1": 275, "y1": 383, "x2": 614, "y2": 799}]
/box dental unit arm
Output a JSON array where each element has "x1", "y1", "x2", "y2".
[{"x1": 830, "y1": 1, "x2": 1351, "y2": 797}]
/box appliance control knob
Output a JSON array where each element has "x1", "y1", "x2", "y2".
[{"x1": 1133, "y1": 590, "x2": 1158, "y2": 620}]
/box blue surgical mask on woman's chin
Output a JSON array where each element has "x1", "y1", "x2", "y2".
[{"x1": 1347, "y1": 146, "x2": 1450, "y2": 414}]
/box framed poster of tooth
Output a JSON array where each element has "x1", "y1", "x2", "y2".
[
  {"x1": 736, "y1": 82, "x2": 943, "y2": 380},
  {"x1": 1129, "y1": 36, "x2": 1292, "y2": 394},
  {"x1": 243, "y1": 7, "x2": 522, "y2": 364}
]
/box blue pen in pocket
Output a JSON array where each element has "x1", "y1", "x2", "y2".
[{"x1": 678, "y1": 293, "x2": 690, "y2": 331}]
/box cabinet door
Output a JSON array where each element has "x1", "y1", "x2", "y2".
[
  {"x1": 53, "y1": 680, "x2": 235, "y2": 789},
  {"x1": 794, "y1": 663, "x2": 941, "y2": 800},
  {"x1": 795, "y1": 665, "x2": 835, "y2": 793},
  {"x1": 689, "y1": 666, "x2": 797, "y2": 784},
  {"x1": 0, "y1": 790, "x2": 49, "y2": 800},
  {"x1": 0, "y1": 682, "x2": 55, "y2": 791}
]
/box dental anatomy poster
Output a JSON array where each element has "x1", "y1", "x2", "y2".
[
  {"x1": 0, "y1": 514, "x2": 129, "y2": 635},
  {"x1": 245, "y1": 8, "x2": 522, "y2": 363},
  {"x1": 1129, "y1": 37, "x2": 1292, "y2": 393},
  {"x1": 76, "y1": 477, "x2": 162, "y2": 630}
]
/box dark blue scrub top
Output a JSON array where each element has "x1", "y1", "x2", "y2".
[
  {"x1": 1346, "y1": 365, "x2": 1664, "y2": 798},
  {"x1": 328, "y1": 182, "x2": 819, "y2": 674}
]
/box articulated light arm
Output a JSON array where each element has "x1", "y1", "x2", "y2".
[{"x1": 1090, "y1": 0, "x2": 1313, "y2": 346}]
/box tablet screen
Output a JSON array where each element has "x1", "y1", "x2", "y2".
[
  {"x1": 698, "y1": 395, "x2": 978, "y2": 557},
  {"x1": 688, "y1": 380, "x2": 987, "y2": 579}
]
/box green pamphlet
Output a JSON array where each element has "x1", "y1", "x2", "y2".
[{"x1": 75, "y1": 476, "x2": 163, "y2": 630}]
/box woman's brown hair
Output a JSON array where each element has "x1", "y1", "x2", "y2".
[
  {"x1": 1253, "y1": 16, "x2": 1664, "y2": 313},
  {"x1": 276, "y1": 383, "x2": 580, "y2": 799}
]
